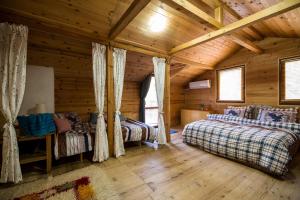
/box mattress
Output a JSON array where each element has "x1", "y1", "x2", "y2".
[{"x1": 182, "y1": 114, "x2": 300, "y2": 176}]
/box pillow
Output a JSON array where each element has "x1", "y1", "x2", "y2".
[
  {"x1": 228, "y1": 105, "x2": 254, "y2": 119},
  {"x1": 257, "y1": 107, "x2": 298, "y2": 123},
  {"x1": 257, "y1": 109, "x2": 297, "y2": 123},
  {"x1": 224, "y1": 108, "x2": 246, "y2": 118},
  {"x1": 90, "y1": 112, "x2": 98, "y2": 124},
  {"x1": 120, "y1": 114, "x2": 127, "y2": 122},
  {"x1": 54, "y1": 118, "x2": 71, "y2": 133}
]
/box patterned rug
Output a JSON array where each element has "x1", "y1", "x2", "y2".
[
  {"x1": 0, "y1": 165, "x2": 121, "y2": 200},
  {"x1": 14, "y1": 177, "x2": 94, "y2": 200}
]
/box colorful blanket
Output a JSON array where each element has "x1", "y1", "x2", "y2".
[{"x1": 183, "y1": 114, "x2": 300, "y2": 176}]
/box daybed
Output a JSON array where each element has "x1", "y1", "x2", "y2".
[
  {"x1": 89, "y1": 116, "x2": 156, "y2": 143},
  {"x1": 183, "y1": 113, "x2": 300, "y2": 176},
  {"x1": 53, "y1": 112, "x2": 156, "y2": 160},
  {"x1": 53, "y1": 112, "x2": 93, "y2": 160}
]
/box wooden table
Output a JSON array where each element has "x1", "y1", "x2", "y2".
[{"x1": 0, "y1": 133, "x2": 53, "y2": 174}]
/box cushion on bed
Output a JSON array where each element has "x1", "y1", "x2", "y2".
[
  {"x1": 227, "y1": 105, "x2": 255, "y2": 119},
  {"x1": 90, "y1": 112, "x2": 98, "y2": 124},
  {"x1": 257, "y1": 109, "x2": 297, "y2": 123},
  {"x1": 224, "y1": 108, "x2": 246, "y2": 118},
  {"x1": 54, "y1": 118, "x2": 71, "y2": 134},
  {"x1": 257, "y1": 107, "x2": 298, "y2": 123}
]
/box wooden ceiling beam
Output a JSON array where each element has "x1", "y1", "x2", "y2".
[
  {"x1": 0, "y1": 6, "x2": 168, "y2": 58},
  {"x1": 229, "y1": 33, "x2": 263, "y2": 54},
  {"x1": 213, "y1": 0, "x2": 264, "y2": 40},
  {"x1": 108, "y1": 0, "x2": 151, "y2": 40},
  {"x1": 170, "y1": 0, "x2": 300, "y2": 54},
  {"x1": 170, "y1": 0, "x2": 263, "y2": 54},
  {"x1": 170, "y1": 0, "x2": 223, "y2": 28},
  {"x1": 171, "y1": 56, "x2": 214, "y2": 70}
]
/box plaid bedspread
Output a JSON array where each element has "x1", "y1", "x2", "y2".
[{"x1": 183, "y1": 114, "x2": 300, "y2": 176}]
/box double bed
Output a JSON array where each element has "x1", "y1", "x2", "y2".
[{"x1": 183, "y1": 114, "x2": 300, "y2": 176}]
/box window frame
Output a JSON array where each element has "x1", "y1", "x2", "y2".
[
  {"x1": 279, "y1": 56, "x2": 300, "y2": 105},
  {"x1": 216, "y1": 65, "x2": 246, "y2": 103}
]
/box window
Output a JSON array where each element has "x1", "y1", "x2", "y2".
[
  {"x1": 145, "y1": 76, "x2": 158, "y2": 126},
  {"x1": 216, "y1": 65, "x2": 245, "y2": 102},
  {"x1": 279, "y1": 56, "x2": 300, "y2": 105}
]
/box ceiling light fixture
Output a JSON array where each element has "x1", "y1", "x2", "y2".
[{"x1": 148, "y1": 13, "x2": 167, "y2": 33}]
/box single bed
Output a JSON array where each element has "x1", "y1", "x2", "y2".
[
  {"x1": 182, "y1": 114, "x2": 300, "y2": 176},
  {"x1": 89, "y1": 118, "x2": 156, "y2": 143},
  {"x1": 54, "y1": 113, "x2": 157, "y2": 160}
]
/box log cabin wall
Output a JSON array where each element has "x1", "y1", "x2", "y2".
[
  {"x1": 170, "y1": 84, "x2": 185, "y2": 127},
  {"x1": 184, "y1": 37, "x2": 300, "y2": 114},
  {"x1": 27, "y1": 47, "x2": 141, "y2": 122}
]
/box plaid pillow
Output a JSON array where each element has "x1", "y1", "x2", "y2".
[{"x1": 257, "y1": 107, "x2": 298, "y2": 123}]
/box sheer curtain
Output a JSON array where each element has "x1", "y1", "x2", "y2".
[
  {"x1": 0, "y1": 23, "x2": 28, "y2": 183},
  {"x1": 152, "y1": 57, "x2": 167, "y2": 145},
  {"x1": 113, "y1": 48, "x2": 126, "y2": 157},
  {"x1": 92, "y1": 43, "x2": 109, "y2": 162}
]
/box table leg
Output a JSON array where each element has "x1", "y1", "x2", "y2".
[{"x1": 46, "y1": 134, "x2": 52, "y2": 173}]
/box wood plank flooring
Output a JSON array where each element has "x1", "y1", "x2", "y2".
[{"x1": 1, "y1": 133, "x2": 300, "y2": 200}]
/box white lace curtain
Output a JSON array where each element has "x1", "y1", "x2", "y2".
[
  {"x1": 113, "y1": 48, "x2": 126, "y2": 157},
  {"x1": 0, "y1": 23, "x2": 28, "y2": 183},
  {"x1": 92, "y1": 43, "x2": 109, "y2": 162},
  {"x1": 153, "y1": 57, "x2": 167, "y2": 145}
]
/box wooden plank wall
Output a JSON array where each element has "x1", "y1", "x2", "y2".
[
  {"x1": 184, "y1": 37, "x2": 300, "y2": 114},
  {"x1": 27, "y1": 48, "x2": 140, "y2": 122},
  {"x1": 170, "y1": 84, "x2": 185, "y2": 127}
]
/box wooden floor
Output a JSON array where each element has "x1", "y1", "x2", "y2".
[{"x1": 2, "y1": 132, "x2": 300, "y2": 200}]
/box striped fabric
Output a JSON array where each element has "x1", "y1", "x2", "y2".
[
  {"x1": 89, "y1": 118, "x2": 156, "y2": 143},
  {"x1": 122, "y1": 119, "x2": 156, "y2": 142},
  {"x1": 183, "y1": 114, "x2": 300, "y2": 176},
  {"x1": 53, "y1": 112, "x2": 92, "y2": 160},
  {"x1": 54, "y1": 130, "x2": 92, "y2": 159}
]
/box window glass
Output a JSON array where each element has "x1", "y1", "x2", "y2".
[
  {"x1": 285, "y1": 60, "x2": 300, "y2": 100},
  {"x1": 145, "y1": 77, "x2": 158, "y2": 125},
  {"x1": 217, "y1": 66, "x2": 244, "y2": 102}
]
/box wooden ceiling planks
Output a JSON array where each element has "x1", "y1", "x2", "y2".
[
  {"x1": 1, "y1": 0, "x2": 300, "y2": 86},
  {"x1": 0, "y1": 0, "x2": 133, "y2": 39},
  {"x1": 170, "y1": 0, "x2": 300, "y2": 54}
]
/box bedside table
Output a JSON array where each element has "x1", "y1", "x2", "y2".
[
  {"x1": 0, "y1": 133, "x2": 54, "y2": 174},
  {"x1": 181, "y1": 109, "x2": 212, "y2": 127}
]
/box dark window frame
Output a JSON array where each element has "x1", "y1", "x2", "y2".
[
  {"x1": 279, "y1": 56, "x2": 300, "y2": 105},
  {"x1": 216, "y1": 65, "x2": 246, "y2": 103}
]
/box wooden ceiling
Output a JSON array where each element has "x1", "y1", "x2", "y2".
[{"x1": 0, "y1": 0, "x2": 300, "y2": 86}]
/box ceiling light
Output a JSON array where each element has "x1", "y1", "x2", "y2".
[{"x1": 148, "y1": 14, "x2": 167, "y2": 33}]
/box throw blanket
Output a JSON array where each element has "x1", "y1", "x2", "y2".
[
  {"x1": 17, "y1": 113, "x2": 56, "y2": 136},
  {"x1": 54, "y1": 131, "x2": 93, "y2": 160},
  {"x1": 183, "y1": 114, "x2": 300, "y2": 176},
  {"x1": 89, "y1": 118, "x2": 157, "y2": 143},
  {"x1": 121, "y1": 119, "x2": 156, "y2": 142}
]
